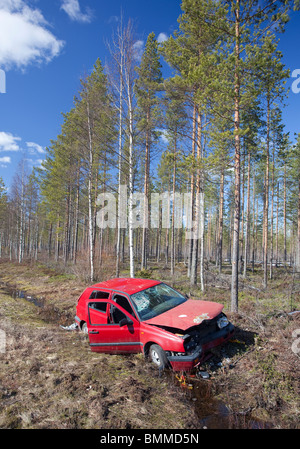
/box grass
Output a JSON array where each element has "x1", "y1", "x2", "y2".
[
  {"x1": 0, "y1": 262, "x2": 198, "y2": 429},
  {"x1": 0, "y1": 258, "x2": 299, "y2": 429}
]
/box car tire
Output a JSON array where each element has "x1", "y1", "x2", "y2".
[
  {"x1": 149, "y1": 344, "x2": 168, "y2": 370},
  {"x1": 81, "y1": 322, "x2": 88, "y2": 334}
]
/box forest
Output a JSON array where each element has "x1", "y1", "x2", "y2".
[{"x1": 0, "y1": 0, "x2": 300, "y2": 315}]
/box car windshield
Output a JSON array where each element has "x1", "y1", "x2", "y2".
[{"x1": 130, "y1": 283, "x2": 187, "y2": 321}]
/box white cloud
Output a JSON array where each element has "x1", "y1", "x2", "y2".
[
  {"x1": 158, "y1": 129, "x2": 169, "y2": 145},
  {"x1": 26, "y1": 141, "x2": 45, "y2": 154},
  {"x1": 108, "y1": 15, "x2": 119, "y2": 24},
  {"x1": 0, "y1": 132, "x2": 21, "y2": 152},
  {"x1": 133, "y1": 40, "x2": 144, "y2": 61},
  {"x1": 157, "y1": 33, "x2": 168, "y2": 44},
  {"x1": 0, "y1": 156, "x2": 11, "y2": 164},
  {"x1": 60, "y1": 0, "x2": 92, "y2": 23},
  {"x1": 0, "y1": 0, "x2": 64, "y2": 69},
  {"x1": 25, "y1": 157, "x2": 45, "y2": 169}
]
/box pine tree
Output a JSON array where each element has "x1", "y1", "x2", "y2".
[
  {"x1": 161, "y1": 0, "x2": 227, "y2": 290},
  {"x1": 250, "y1": 33, "x2": 289, "y2": 287},
  {"x1": 164, "y1": 79, "x2": 188, "y2": 276},
  {"x1": 214, "y1": 0, "x2": 295, "y2": 312},
  {"x1": 288, "y1": 133, "x2": 300, "y2": 272},
  {"x1": 135, "y1": 32, "x2": 163, "y2": 270}
]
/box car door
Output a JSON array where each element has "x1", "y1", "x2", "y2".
[{"x1": 87, "y1": 298, "x2": 142, "y2": 354}]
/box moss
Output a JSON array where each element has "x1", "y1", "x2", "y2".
[
  {"x1": 46, "y1": 274, "x2": 76, "y2": 283},
  {"x1": 135, "y1": 268, "x2": 153, "y2": 279},
  {"x1": 1, "y1": 406, "x2": 23, "y2": 429}
]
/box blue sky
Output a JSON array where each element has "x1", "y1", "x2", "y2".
[{"x1": 0, "y1": 0, "x2": 299, "y2": 190}]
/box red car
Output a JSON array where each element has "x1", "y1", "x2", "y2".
[{"x1": 75, "y1": 278, "x2": 234, "y2": 371}]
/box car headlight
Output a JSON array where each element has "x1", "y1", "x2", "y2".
[{"x1": 217, "y1": 315, "x2": 229, "y2": 329}]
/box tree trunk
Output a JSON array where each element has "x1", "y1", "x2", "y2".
[
  {"x1": 141, "y1": 110, "x2": 150, "y2": 270},
  {"x1": 218, "y1": 167, "x2": 224, "y2": 273},
  {"x1": 187, "y1": 102, "x2": 197, "y2": 278},
  {"x1": 231, "y1": 0, "x2": 241, "y2": 313},
  {"x1": 171, "y1": 135, "x2": 177, "y2": 277},
  {"x1": 190, "y1": 111, "x2": 202, "y2": 286},
  {"x1": 128, "y1": 94, "x2": 135, "y2": 278},
  {"x1": 116, "y1": 68, "x2": 123, "y2": 278},
  {"x1": 240, "y1": 151, "x2": 245, "y2": 274},
  {"x1": 199, "y1": 190, "x2": 205, "y2": 292},
  {"x1": 284, "y1": 163, "x2": 287, "y2": 263},
  {"x1": 48, "y1": 223, "x2": 53, "y2": 259},
  {"x1": 263, "y1": 97, "x2": 270, "y2": 288},
  {"x1": 251, "y1": 166, "x2": 256, "y2": 272},
  {"x1": 243, "y1": 151, "x2": 251, "y2": 278},
  {"x1": 276, "y1": 182, "x2": 279, "y2": 266},
  {"x1": 73, "y1": 166, "x2": 80, "y2": 264},
  {"x1": 18, "y1": 167, "x2": 25, "y2": 264},
  {"x1": 87, "y1": 101, "x2": 94, "y2": 282},
  {"x1": 269, "y1": 145, "x2": 275, "y2": 279}
]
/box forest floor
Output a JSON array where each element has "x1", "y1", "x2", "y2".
[{"x1": 0, "y1": 258, "x2": 299, "y2": 430}]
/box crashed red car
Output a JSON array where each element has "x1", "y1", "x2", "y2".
[{"x1": 75, "y1": 278, "x2": 234, "y2": 371}]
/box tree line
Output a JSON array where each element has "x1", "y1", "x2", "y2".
[{"x1": 0, "y1": 0, "x2": 300, "y2": 313}]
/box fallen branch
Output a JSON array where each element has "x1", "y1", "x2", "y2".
[
  {"x1": 236, "y1": 312, "x2": 266, "y2": 332},
  {"x1": 230, "y1": 346, "x2": 256, "y2": 368}
]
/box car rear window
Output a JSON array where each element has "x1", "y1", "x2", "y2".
[{"x1": 89, "y1": 290, "x2": 110, "y2": 300}]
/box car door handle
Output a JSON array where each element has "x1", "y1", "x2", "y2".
[{"x1": 89, "y1": 330, "x2": 99, "y2": 334}]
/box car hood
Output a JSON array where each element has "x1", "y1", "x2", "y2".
[{"x1": 144, "y1": 299, "x2": 224, "y2": 331}]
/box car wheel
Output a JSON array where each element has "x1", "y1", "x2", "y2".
[
  {"x1": 81, "y1": 322, "x2": 88, "y2": 334},
  {"x1": 149, "y1": 344, "x2": 168, "y2": 370}
]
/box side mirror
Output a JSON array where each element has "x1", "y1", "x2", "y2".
[{"x1": 119, "y1": 317, "x2": 133, "y2": 327}]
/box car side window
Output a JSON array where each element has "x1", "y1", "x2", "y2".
[
  {"x1": 88, "y1": 302, "x2": 109, "y2": 325},
  {"x1": 89, "y1": 302, "x2": 107, "y2": 313},
  {"x1": 110, "y1": 304, "x2": 127, "y2": 324},
  {"x1": 109, "y1": 295, "x2": 136, "y2": 324},
  {"x1": 89, "y1": 290, "x2": 110, "y2": 300},
  {"x1": 113, "y1": 294, "x2": 135, "y2": 317}
]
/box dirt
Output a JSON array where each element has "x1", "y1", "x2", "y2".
[{"x1": 0, "y1": 259, "x2": 299, "y2": 429}]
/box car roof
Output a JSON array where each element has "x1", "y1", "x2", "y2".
[{"x1": 90, "y1": 278, "x2": 161, "y2": 295}]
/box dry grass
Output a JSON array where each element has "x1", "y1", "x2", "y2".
[{"x1": 0, "y1": 258, "x2": 299, "y2": 429}]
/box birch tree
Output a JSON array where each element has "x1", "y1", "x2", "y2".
[
  {"x1": 106, "y1": 14, "x2": 126, "y2": 278},
  {"x1": 122, "y1": 20, "x2": 139, "y2": 278}
]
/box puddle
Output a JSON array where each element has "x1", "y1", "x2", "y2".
[
  {"x1": 0, "y1": 281, "x2": 45, "y2": 308},
  {"x1": 0, "y1": 281, "x2": 74, "y2": 326},
  {"x1": 189, "y1": 377, "x2": 269, "y2": 429},
  {"x1": 170, "y1": 369, "x2": 270, "y2": 429}
]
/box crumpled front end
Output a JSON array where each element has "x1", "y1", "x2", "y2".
[{"x1": 166, "y1": 313, "x2": 235, "y2": 371}]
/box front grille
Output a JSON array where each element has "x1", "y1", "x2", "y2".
[{"x1": 184, "y1": 313, "x2": 223, "y2": 351}]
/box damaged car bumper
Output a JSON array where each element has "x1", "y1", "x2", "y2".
[{"x1": 167, "y1": 323, "x2": 235, "y2": 371}]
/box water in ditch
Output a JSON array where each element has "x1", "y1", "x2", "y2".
[{"x1": 0, "y1": 281, "x2": 45, "y2": 307}]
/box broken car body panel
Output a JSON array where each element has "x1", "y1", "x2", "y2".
[
  {"x1": 144, "y1": 299, "x2": 224, "y2": 330},
  {"x1": 75, "y1": 278, "x2": 234, "y2": 371}
]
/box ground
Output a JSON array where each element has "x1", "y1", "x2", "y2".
[{"x1": 0, "y1": 258, "x2": 299, "y2": 429}]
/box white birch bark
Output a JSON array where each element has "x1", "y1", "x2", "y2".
[{"x1": 86, "y1": 100, "x2": 94, "y2": 282}]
